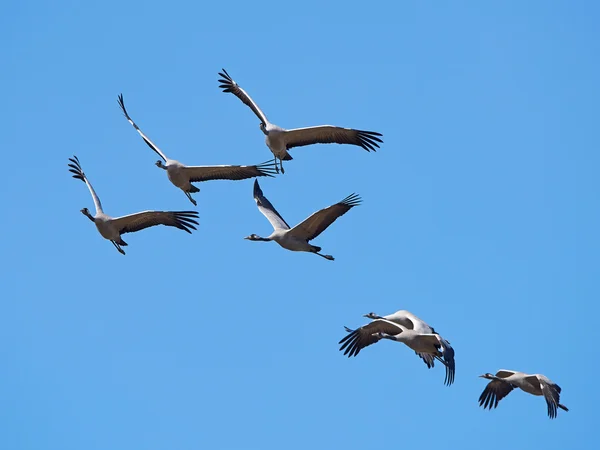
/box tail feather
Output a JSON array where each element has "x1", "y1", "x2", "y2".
[
  {"x1": 282, "y1": 153, "x2": 293, "y2": 161},
  {"x1": 188, "y1": 185, "x2": 200, "y2": 193}
]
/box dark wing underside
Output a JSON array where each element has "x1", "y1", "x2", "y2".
[
  {"x1": 289, "y1": 194, "x2": 361, "y2": 241},
  {"x1": 338, "y1": 320, "x2": 402, "y2": 357},
  {"x1": 478, "y1": 379, "x2": 515, "y2": 410},
  {"x1": 284, "y1": 126, "x2": 383, "y2": 152},
  {"x1": 185, "y1": 160, "x2": 277, "y2": 183},
  {"x1": 113, "y1": 211, "x2": 199, "y2": 234}
]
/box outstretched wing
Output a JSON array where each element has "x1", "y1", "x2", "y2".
[
  {"x1": 284, "y1": 126, "x2": 382, "y2": 152},
  {"x1": 479, "y1": 379, "x2": 515, "y2": 410},
  {"x1": 111, "y1": 211, "x2": 199, "y2": 234},
  {"x1": 438, "y1": 337, "x2": 455, "y2": 386},
  {"x1": 531, "y1": 376, "x2": 561, "y2": 419},
  {"x1": 218, "y1": 69, "x2": 269, "y2": 125},
  {"x1": 252, "y1": 179, "x2": 290, "y2": 230},
  {"x1": 117, "y1": 94, "x2": 168, "y2": 162},
  {"x1": 288, "y1": 194, "x2": 361, "y2": 241},
  {"x1": 184, "y1": 160, "x2": 277, "y2": 183},
  {"x1": 338, "y1": 319, "x2": 403, "y2": 358},
  {"x1": 67, "y1": 156, "x2": 103, "y2": 214}
]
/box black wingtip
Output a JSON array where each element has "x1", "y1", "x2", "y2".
[
  {"x1": 253, "y1": 179, "x2": 263, "y2": 198},
  {"x1": 117, "y1": 93, "x2": 130, "y2": 118},
  {"x1": 340, "y1": 193, "x2": 362, "y2": 207}
]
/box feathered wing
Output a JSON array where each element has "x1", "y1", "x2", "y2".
[
  {"x1": 183, "y1": 160, "x2": 277, "y2": 183},
  {"x1": 117, "y1": 94, "x2": 168, "y2": 162},
  {"x1": 111, "y1": 211, "x2": 199, "y2": 234},
  {"x1": 532, "y1": 376, "x2": 562, "y2": 419},
  {"x1": 479, "y1": 378, "x2": 515, "y2": 410},
  {"x1": 338, "y1": 319, "x2": 403, "y2": 357},
  {"x1": 288, "y1": 194, "x2": 361, "y2": 241},
  {"x1": 495, "y1": 370, "x2": 518, "y2": 379},
  {"x1": 252, "y1": 180, "x2": 290, "y2": 230},
  {"x1": 67, "y1": 156, "x2": 104, "y2": 214},
  {"x1": 438, "y1": 337, "x2": 455, "y2": 386},
  {"x1": 218, "y1": 69, "x2": 269, "y2": 125},
  {"x1": 283, "y1": 126, "x2": 383, "y2": 152}
]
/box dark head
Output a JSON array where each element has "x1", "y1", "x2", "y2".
[
  {"x1": 363, "y1": 312, "x2": 382, "y2": 320},
  {"x1": 259, "y1": 122, "x2": 268, "y2": 135},
  {"x1": 244, "y1": 234, "x2": 269, "y2": 242},
  {"x1": 479, "y1": 373, "x2": 495, "y2": 380},
  {"x1": 155, "y1": 160, "x2": 166, "y2": 169},
  {"x1": 80, "y1": 207, "x2": 95, "y2": 222}
]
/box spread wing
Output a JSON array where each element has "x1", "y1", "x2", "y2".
[
  {"x1": 338, "y1": 319, "x2": 403, "y2": 358},
  {"x1": 117, "y1": 94, "x2": 168, "y2": 162},
  {"x1": 183, "y1": 160, "x2": 277, "y2": 183},
  {"x1": 218, "y1": 69, "x2": 269, "y2": 125},
  {"x1": 531, "y1": 376, "x2": 561, "y2": 419},
  {"x1": 111, "y1": 211, "x2": 199, "y2": 234},
  {"x1": 479, "y1": 379, "x2": 515, "y2": 410},
  {"x1": 438, "y1": 337, "x2": 455, "y2": 386},
  {"x1": 67, "y1": 156, "x2": 103, "y2": 214},
  {"x1": 252, "y1": 180, "x2": 290, "y2": 230},
  {"x1": 288, "y1": 194, "x2": 361, "y2": 241},
  {"x1": 284, "y1": 126, "x2": 382, "y2": 151}
]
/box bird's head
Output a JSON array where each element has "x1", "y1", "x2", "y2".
[
  {"x1": 259, "y1": 122, "x2": 268, "y2": 135},
  {"x1": 245, "y1": 234, "x2": 261, "y2": 241},
  {"x1": 80, "y1": 207, "x2": 94, "y2": 222},
  {"x1": 363, "y1": 312, "x2": 380, "y2": 320},
  {"x1": 479, "y1": 373, "x2": 494, "y2": 380},
  {"x1": 155, "y1": 160, "x2": 166, "y2": 169}
]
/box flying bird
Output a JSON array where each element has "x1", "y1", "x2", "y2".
[
  {"x1": 339, "y1": 310, "x2": 455, "y2": 386},
  {"x1": 245, "y1": 179, "x2": 360, "y2": 261},
  {"x1": 117, "y1": 94, "x2": 277, "y2": 206},
  {"x1": 218, "y1": 69, "x2": 383, "y2": 174},
  {"x1": 479, "y1": 370, "x2": 568, "y2": 419},
  {"x1": 68, "y1": 156, "x2": 199, "y2": 255}
]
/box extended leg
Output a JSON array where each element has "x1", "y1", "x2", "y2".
[
  {"x1": 111, "y1": 240, "x2": 126, "y2": 255},
  {"x1": 280, "y1": 159, "x2": 285, "y2": 174},
  {"x1": 185, "y1": 191, "x2": 197, "y2": 206},
  {"x1": 315, "y1": 252, "x2": 334, "y2": 261}
]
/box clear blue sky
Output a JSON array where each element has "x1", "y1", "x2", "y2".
[{"x1": 2, "y1": 1, "x2": 597, "y2": 449}]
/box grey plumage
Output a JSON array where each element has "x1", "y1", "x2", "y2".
[
  {"x1": 479, "y1": 370, "x2": 568, "y2": 419},
  {"x1": 245, "y1": 180, "x2": 360, "y2": 260},
  {"x1": 68, "y1": 156, "x2": 199, "y2": 255},
  {"x1": 218, "y1": 69, "x2": 382, "y2": 173},
  {"x1": 117, "y1": 94, "x2": 276, "y2": 206},
  {"x1": 339, "y1": 310, "x2": 455, "y2": 386}
]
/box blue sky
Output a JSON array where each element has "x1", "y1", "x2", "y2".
[{"x1": 1, "y1": 1, "x2": 597, "y2": 449}]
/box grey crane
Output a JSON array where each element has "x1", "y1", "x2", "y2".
[
  {"x1": 117, "y1": 94, "x2": 277, "y2": 206},
  {"x1": 479, "y1": 370, "x2": 568, "y2": 419},
  {"x1": 68, "y1": 156, "x2": 199, "y2": 255},
  {"x1": 245, "y1": 180, "x2": 360, "y2": 261},
  {"x1": 218, "y1": 69, "x2": 383, "y2": 174},
  {"x1": 339, "y1": 310, "x2": 455, "y2": 386}
]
